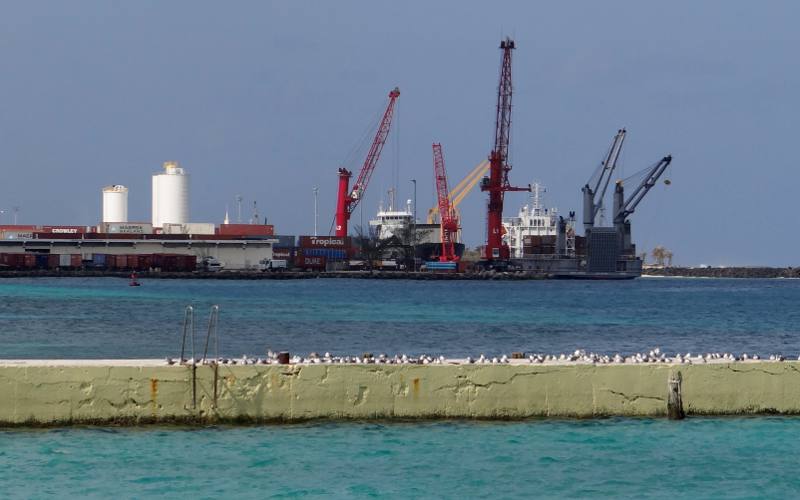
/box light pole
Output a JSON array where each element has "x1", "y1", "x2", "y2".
[
  {"x1": 410, "y1": 179, "x2": 416, "y2": 272},
  {"x1": 312, "y1": 186, "x2": 319, "y2": 236}
]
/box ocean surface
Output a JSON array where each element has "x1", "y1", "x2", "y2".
[
  {"x1": 0, "y1": 276, "x2": 798, "y2": 359},
  {"x1": 3, "y1": 418, "x2": 800, "y2": 498},
  {"x1": 3, "y1": 276, "x2": 800, "y2": 497}
]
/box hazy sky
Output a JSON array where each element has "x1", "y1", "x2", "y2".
[{"x1": 1, "y1": 1, "x2": 798, "y2": 265}]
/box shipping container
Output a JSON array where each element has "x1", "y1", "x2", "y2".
[
  {"x1": 71, "y1": 254, "x2": 82, "y2": 268},
  {"x1": 33, "y1": 232, "x2": 82, "y2": 240},
  {"x1": 298, "y1": 236, "x2": 351, "y2": 249},
  {"x1": 0, "y1": 225, "x2": 38, "y2": 232},
  {"x1": 137, "y1": 254, "x2": 153, "y2": 270},
  {"x1": 50, "y1": 254, "x2": 60, "y2": 268},
  {"x1": 92, "y1": 253, "x2": 107, "y2": 267},
  {"x1": 302, "y1": 248, "x2": 347, "y2": 260},
  {"x1": 40, "y1": 226, "x2": 87, "y2": 234},
  {"x1": 217, "y1": 223, "x2": 274, "y2": 237},
  {"x1": 35, "y1": 254, "x2": 49, "y2": 268},
  {"x1": 24, "y1": 254, "x2": 36, "y2": 268},
  {"x1": 1, "y1": 231, "x2": 34, "y2": 240},
  {"x1": 271, "y1": 247, "x2": 295, "y2": 264},
  {"x1": 522, "y1": 235, "x2": 557, "y2": 246},
  {"x1": 59, "y1": 254, "x2": 71, "y2": 267},
  {"x1": 102, "y1": 222, "x2": 153, "y2": 234},
  {"x1": 296, "y1": 254, "x2": 326, "y2": 270},
  {"x1": 272, "y1": 235, "x2": 296, "y2": 247}
]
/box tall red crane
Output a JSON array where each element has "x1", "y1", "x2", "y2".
[
  {"x1": 432, "y1": 143, "x2": 459, "y2": 262},
  {"x1": 480, "y1": 38, "x2": 530, "y2": 261},
  {"x1": 334, "y1": 87, "x2": 401, "y2": 237}
]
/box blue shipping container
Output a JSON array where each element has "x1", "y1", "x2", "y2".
[{"x1": 35, "y1": 254, "x2": 49, "y2": 268}]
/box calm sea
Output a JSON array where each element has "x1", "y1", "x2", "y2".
[
  {"x1": 2, "y1": 418, "x2": 800, "y2": 498},
  {"x1": 0, "y1": 276, "x2": 797, "y2": 358},
  {"x1": 2, "y1": 276, "x2": 799, "y2": 498}
]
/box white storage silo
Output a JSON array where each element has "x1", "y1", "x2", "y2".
[
  {"x1": 102, "y1": 185, "x2": 129, "y2": 223},
  {"x1": 151, "y1": 161, "x2": 189, "y2": 228}
]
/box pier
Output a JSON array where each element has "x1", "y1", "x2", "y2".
[{"x1": 2, "y1": 360, "x2": 800, "y2": 425}]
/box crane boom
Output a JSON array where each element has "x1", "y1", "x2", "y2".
[
  {"x1": 582, "y1": 128, "x2": 625, "y2": 231},
  {"x1": 593, "y1": 128, "x2": 626, "y2": 213},
  {"x1": 432, "y1": 143, "x2": 459, "y2": 262},
  {"x1": 335, "y1": 87, "x2": 400, "y2": 237},
  {"x1": 614, "y1": 155, "x2": 672, "y2": 222},
  {"x1": 481, "y1": 37, "x2": 530, "y2": 262},
  {"x1": 427, "y1": 159, "x2": 489, "y2": 223}
]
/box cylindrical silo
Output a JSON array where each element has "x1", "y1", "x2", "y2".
[
  {"x1": 102, "y1": 185, "x2": 129, "y2": 223},
  {"x1": 151, "y1": 161, "x2": 189, "y2": 228}
]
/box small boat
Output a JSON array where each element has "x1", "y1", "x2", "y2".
[{"x1": 129, "y1": 272, "x2": 141, "y2": 287}]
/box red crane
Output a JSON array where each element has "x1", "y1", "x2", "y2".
[
  {"x1": 480, "y1": 38, "x2": 530, "y2": 261},
  {"x1": 334, "y1": 87, "x2": 401, "y2": 237},
  {"x1": 432, "y1": 143, "x2": 459, "y2": 262}
]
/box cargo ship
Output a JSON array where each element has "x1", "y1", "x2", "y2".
[{"x1": 368, "y1": 199, "x2": 465, "y2": 262}]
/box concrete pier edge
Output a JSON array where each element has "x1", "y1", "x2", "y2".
[{"x1": 2, "y1": 360, "x2": 799, "y2": 426}]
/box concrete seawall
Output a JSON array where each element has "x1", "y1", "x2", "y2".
[{"x1": 2, "y1": 361, "x2": 800, "y2": 425}]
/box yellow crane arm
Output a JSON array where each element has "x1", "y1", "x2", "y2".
[{"x1": 427, "y1": 160, "x2": 490, "y2": 223}]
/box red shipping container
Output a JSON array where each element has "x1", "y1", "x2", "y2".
[
  {"x1": 217, "y1": 224, "x2": 274, "y2": 236},
  {"x1": 47, "y1": 254, "x2": 60, "y2": 269},
  {"x1": 137, "y1": 254, "x2": 152, "y2": 270},
  {"x1": 71, "y1": 255, "x2": 82, "y2": 268},
  {"x1": 41, "y1": 226, "x2": 86, "y2": 234},
  {"x1": 24, "y1": 254, "x2": 36, "y2": 268},
  {"x1": 297, "y1": 254, "x2": 326, "y2": 270}
]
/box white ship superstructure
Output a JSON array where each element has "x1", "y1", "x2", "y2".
[
  {"x1": 502, "y1": 182, "x2": 558, "y2": 258},
  {"x1": 369, "y1": 194, "x2": 414, "y2": 241}
]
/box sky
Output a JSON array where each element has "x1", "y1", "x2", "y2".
[{"x1": 0, "y1": 1, "x2": 798, "y2": 266}]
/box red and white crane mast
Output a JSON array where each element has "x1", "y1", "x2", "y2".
[
  {"x1": 481, "y1": 38, "x2": 529, "y2": 261},
  {"x1": 432, "y1": 143, "x2": 459, "y2": 262},
  {"x1": 334, "y1": 87, "x2": 401, "y2": 237}
]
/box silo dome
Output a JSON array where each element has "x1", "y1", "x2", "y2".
[
  {"x1": 102, "y1": 185, "x2": 128, "y2": 223},
  {"x1": 151, "y1": 161, "x2": 189, "y2": 228}
]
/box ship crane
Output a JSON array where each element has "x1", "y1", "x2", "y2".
[
  {"x1": 427, "y1": 159, "x2": 489, "y2": 224},
  {"x1": 481, "y1": 37, "x2": 530, "y2": 263},
  {"x1": 334, "y1": 87, "x2": 400, "y2": 237},
  {"x1": 432, "y1": 143, "x2": 459, "y2": 262},
  {"x1": 582, "y1": 128, "x2": 626, "y2": 232},
  {"x1": 613, "y1": 154, "x2": 673, "y2": 254}
]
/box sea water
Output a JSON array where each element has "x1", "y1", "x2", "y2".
[
  {"x1": 2, "y1": 418, "x2": 800, "y2": 498},
  {"x1": 2, "y1": 277, "x2": 799, "y2": 497},
  {"x1": 0, "y1": 277, "x2": 797, "y2": 358}
]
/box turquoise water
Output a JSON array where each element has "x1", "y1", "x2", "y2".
[
  {"x1": 3, "y1": 277, "x2": 800, "y2": 497},
  {"x1": 0, "y1": 277, "x2": 798, "y2": 358},
  {"x1": 2, "y1": 418, "x2": 800, "y2": 498}
]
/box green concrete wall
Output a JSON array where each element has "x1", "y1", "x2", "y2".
[{"x1": 1, "y1": 362, "x2": 800, "y2": 425}]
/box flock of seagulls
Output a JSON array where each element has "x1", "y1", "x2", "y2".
[{"x1": 165, "y1": 348, "x2": 793, "y2": 366}]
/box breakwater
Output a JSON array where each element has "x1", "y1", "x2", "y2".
[
  {"x1": 3, "y1": 360, "x2": 800, "y2": 425},
  {"x1": 644, "y1": 267, "x2": 800, "y2": 279}
]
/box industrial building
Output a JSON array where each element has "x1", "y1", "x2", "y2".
[{"x1": 0, "y1": 161, "x2": 279, "y2": 271}]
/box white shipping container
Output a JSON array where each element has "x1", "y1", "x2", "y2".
[
  {"x1": 103, "y1": 222, "x2": 153, "y2": 234},
  {"x1": 161, "y1": 223, "x2": 215, "y2": 235},
  {"x1": 1, "y1": 231, "x2": 34, "y2": 240},
  {"x1": 59, "y1": 254, "x2": 71, "y2": 267},
  {"x1": 183, "y1": 223, "x2": 215, "y2": 235},
  {"x1": 161, "y1": 223, "x2": 184, "y2": 235}
]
